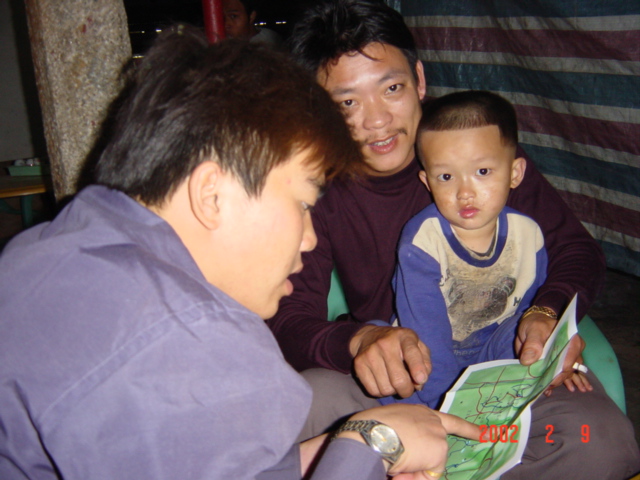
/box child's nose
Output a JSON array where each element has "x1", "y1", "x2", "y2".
[{"x1": 457, "y1": 179, "x2": 474, "y2": 200}]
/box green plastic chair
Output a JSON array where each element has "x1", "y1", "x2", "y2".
[
  {"x1": 326, "y1": 269, "x2": 626, "y2": 413},
  {"x1": 327, "y1": 269, "x2": 349, "y2": 322},
  {"x1": 579, "y1": 316, "x2": 626, "y2": 413}
]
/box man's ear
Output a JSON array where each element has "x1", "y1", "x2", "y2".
[
  {"x1": 418, "y1": 170, "x2": 431, "y2": 192},
  {"x1": 510, "y1": 157, "x2": 527, "y2": 189},
  {"x1": 415, "y1": 60, "x2": 427, "y2": 101},
  {"x1": 249, "y1": 10, "x2": 257, "y2": 26},
  {"x1": 188, "y1": 161, "x2": 223, "y2": 231}
]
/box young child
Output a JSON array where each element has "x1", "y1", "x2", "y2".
[{"x1": 383, "y1": 90, "x2": 547, "y2": 409}]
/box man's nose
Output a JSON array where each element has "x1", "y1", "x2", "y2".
[
  {"x1": 362, "y1": 97, "x2": 392, "y2": 131},
  {"x1": 300, "y1": 213, "x2": 317, "y2": 253}
]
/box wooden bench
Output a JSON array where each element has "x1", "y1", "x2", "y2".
[{"x1": 0, "y1": 169, "x2": 52, "y2": 228}]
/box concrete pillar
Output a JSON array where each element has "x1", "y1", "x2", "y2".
[{"x1": 24, "y1": 0, "x2": 131, "y2": 200}]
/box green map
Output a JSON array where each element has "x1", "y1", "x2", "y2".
[{"x1": 439, "y1": 296, "x2": 578, "y2": 480}]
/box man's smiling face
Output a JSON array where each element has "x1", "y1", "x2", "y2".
[{"x1": 318, "y1": 42, "x2": 426, "y2": 176}]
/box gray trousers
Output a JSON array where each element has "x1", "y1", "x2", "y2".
[{"x1": 299, "y1": 368, "x2": 640, "y2": 480}]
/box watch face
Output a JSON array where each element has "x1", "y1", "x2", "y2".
[{"x1": 370, "y1": 424, "x2": 402, "y2": 455}]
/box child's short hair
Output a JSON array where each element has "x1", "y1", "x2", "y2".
[{"x1": 419, "y1": 90, "x2": 518, "y2": 148}]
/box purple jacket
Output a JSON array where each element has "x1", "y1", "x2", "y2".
[{"x1": 0, "y1": 186, "x2": 385, "y2": 480}]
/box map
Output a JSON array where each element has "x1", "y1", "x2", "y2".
[{"x1": 439, "y1": 296, "x2": 578, "y2": 480}]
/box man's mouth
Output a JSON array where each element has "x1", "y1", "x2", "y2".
[
  {"x1": 363, "y1": 128, "x2": 409, "y2": 153},
  {"x1": 366, "y1": 134, "x2": 399, "y2": 154},
  {"x1": 371, "y1": 137, "x2": 395, "y2": 147}
]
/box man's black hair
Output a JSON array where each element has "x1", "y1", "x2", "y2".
[
  {"x1": 288, "y1": 0, "x2": 419, "y2": 79},
  {"x1": 236, "y1": 0, "x2": 257, "y2": 16},
  {"x1": 95, "y1": 24, "x2": 362, "y2": 206}
]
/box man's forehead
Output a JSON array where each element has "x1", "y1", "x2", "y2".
[{"x1": 318, "y1": 43, "x2": 412, "y2": 87}]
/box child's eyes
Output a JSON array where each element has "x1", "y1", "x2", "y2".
[
  {"x1": 437, "y1": 173, "x2": 452, "y2": 181},
  {"x1": 476, "y1": 168, "x2": 491, "y2": 176}
]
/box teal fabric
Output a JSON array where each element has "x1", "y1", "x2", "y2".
[{"x1": 327, "y1": 268, "x2": 349, "y2": 322}]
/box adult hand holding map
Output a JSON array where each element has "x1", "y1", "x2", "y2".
[{"x1": 439, "y1": 295, "x2": 579, "y2": 480}]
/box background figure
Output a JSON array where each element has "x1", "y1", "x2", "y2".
[{"x1": 223, "y1": 0, "x2": 286, "y2": 51}]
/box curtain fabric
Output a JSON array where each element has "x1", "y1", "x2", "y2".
[{"x1": 401, "y1": 0, "x2": 640, "y2": 276}]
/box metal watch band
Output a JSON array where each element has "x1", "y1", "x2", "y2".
[
  {"x1": 333, "y1": 419, "x2": 378, "y2": 436},
  {"x1": 332, "y1": 419, "x2": 404, "y2": 465}
]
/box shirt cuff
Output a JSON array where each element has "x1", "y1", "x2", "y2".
[
  {"x1": 310, "y1": 438, "x2": 386, "y2": 480},
  {"x1": 256, "y1": 445, "x2": 300, "y2": 480}
]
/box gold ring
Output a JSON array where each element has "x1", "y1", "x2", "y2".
[{"x1": 425, "y1": 470, "x2": 443, "y2": 478}]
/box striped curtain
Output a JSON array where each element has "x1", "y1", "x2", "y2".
[{"x1": 400, "y1": 1, "x2": 640, "y2": 276}]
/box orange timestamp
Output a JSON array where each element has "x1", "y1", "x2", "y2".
[
  {"x1": 479, "y1": 424, "x2": 592, "y2": 443},
  {"x1": 479, "y1": 425, "x2": 519, "y2": 443},
  {"x1": 545, "y1": 424, "x2": 591, "y2": 443}
]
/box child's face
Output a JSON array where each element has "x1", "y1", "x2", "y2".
[{"x1": 418, "y1": 125, "x2": 525, "y2": 248}]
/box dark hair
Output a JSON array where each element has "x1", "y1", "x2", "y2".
[
  {"x1": 95, "y1": 25, "x2": 362, "y2": 206},
  {"x1": 419, "y1": 91, "x2": 519, "y2": 147},
  {"x1": 288, "y1": 0, "x2": 419, "y2": 80},
  {"x1": 236, "y1": 0, "x2": 257, "y2": 16}
]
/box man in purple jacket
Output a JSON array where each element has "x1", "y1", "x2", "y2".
[
  {"x1": 268, "y1": 1, "x2": 640, "y2": 478},
  {"x1": 0, "y1": 26, "x2": 481, "y2": 479}
]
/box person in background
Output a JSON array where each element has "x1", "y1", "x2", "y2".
[
  {"x1": 222, "y1": 0, "x2": 285, "y2": 51},
  {"x1": 268, "y1": 1, "x2": 640, "y2": 478},
  {"x1": 0, "y1": 26, "x2": 479, "y2": 480}
]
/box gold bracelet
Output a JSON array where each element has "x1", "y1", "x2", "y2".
[{"x1": 521, "y1": 305, "x2": 557, "y2": 321}]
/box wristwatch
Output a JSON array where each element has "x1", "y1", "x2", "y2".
[{"x1": 333, "y1": 419, "x2": 405, "y2": 465}]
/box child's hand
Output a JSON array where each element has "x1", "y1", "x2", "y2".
[
  {"x1": 563, "y1": 370, "x2": 593, "y2": 393},
  {"x1": 543, "y1": 359, "x2": 593, "y2": 396}
]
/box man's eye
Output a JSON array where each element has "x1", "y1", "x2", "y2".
[
  {"x1": 476, "y1": 168, "x2": 490, "y2": 176},
  {"x1": 437, "y1": 174, "x2": 452, "y2": 181},
  {"x1": 388, "y1": 84, "x2": 401, "y2": 93},
  {"x1": 341, "y1": 99, "x2": 354, "y2": 108}
]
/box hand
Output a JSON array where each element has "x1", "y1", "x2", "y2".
[
  {"x1": 515, "y1": 312, "x2": 592, "y2": 396},
  {"x1": 299, "y1": 434, "x2": 328, "y2": 477},
  {"x1": 515, "y1": 312, "x2": 557, "y2": 366},
  {"x1": 555, "y1": 367, "x2": 593, "y2": 395},
  {"x1": 350, "y1": 325, "x2": 431, "y2": 398},
  {"x1": 343, "y1": 404, "x2": 481, "y2": 478},
  {"x1": 541, "y1": 337, "x2": 592, "y2": 396}
]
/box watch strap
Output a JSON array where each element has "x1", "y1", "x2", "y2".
[{"x1": 333, "y1": 419, "x2": 404, "y2": 465}]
